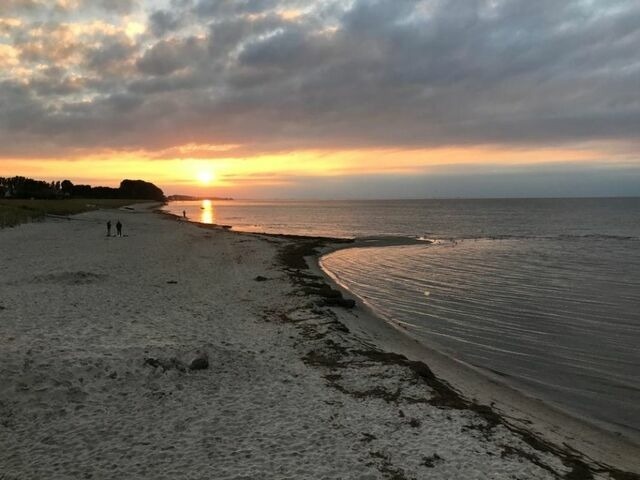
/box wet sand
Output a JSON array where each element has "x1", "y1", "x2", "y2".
[{"x1": 0, "y1": 203, "x2": 638, "y2": 479}]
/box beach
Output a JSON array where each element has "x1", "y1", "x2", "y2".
[{"x1": 1, "y1": 204, "x2": 638, "y2": 479}]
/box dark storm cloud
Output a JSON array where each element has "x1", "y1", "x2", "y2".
[{"x1": 2, "y1": 0, "x2": 640, "y2": 156}]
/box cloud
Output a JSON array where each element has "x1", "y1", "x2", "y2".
[
  {"x1": 193, "y1": 0, "x2": 281, "y2": 18},
  {"x1": 148, "y1": 9, "x2": 183, "y2": 37},
  {"x1": 93, "y1": 0, "x2": 137, "y2": 14},
  {"x1": 136, "y1": 37, "x2": 205, "y2": 76},
  {"x1": 84, "y1": 33, "x2": 136, "y2": 73},
  {"x1": 0, "y1": 0, "x2": 138, "y2": 15},
  {"x1": 1, "y1": 0, "x2": 640, "y2": 159},
  {"x1": 0, "y1": 1, "x2": 46, "y2": 14}
]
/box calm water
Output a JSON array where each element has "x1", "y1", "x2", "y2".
[{"x1": 164, "y1": 198, "x2": 640, "y2": 437}]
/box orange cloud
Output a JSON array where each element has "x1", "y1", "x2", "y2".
[
  {"x1": 0, "y1": 17, "x2": 23, "y2": 32},
  {"x1": 0, "y1": 43, "x2": 19, "y2": 67}
]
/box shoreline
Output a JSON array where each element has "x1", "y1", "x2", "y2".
[
  {"x1": 313, "y1": 243, "x2": 640, "y2": 470},
  {"x1": 182, "y1": 213, "x2": 640, "y2": 474},
  {"x1": 254, "y1": 231, "x2": 640, "y2": 474},
  {"x1": 149, "y1": 208, "x2": 640, "y2": 473},
  {"x1": 316, "y1": 241, "x2": 640, "y2": 446},
  {"x1": 1, "y1": 205, "x2": 639, "y2": 478}
]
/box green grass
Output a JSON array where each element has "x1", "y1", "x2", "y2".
[{"x1": 0, "y1": 199, "x2": 148, "y2": 228}]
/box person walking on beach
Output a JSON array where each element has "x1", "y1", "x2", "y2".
[
  {"x1": 116, "y1": 220, "x2": 122, "y2": 237},
  {"x1": 106, "y1": 220, "x2": 112, "y2": 236},
  {"x1": 183, "y1": 210, "x2": 187, "y2": 219}
]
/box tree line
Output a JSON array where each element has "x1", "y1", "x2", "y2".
[{"x1": 0, "y1": 177, "x2": 165, "y2": 202}]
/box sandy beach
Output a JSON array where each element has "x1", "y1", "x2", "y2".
[{"x1": 1, "y1": 204, "x2": 638, "y2": 480}]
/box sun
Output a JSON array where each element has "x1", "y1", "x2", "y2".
[{"x1": 196, "y1": 170, "x2": 215, "y2": 185}]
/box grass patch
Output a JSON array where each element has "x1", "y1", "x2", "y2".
[{"x1": 0, "y1": 199, "x2": 147, "y2": 228}]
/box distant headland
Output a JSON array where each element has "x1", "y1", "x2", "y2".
[{"x1": 0, "y1": 176, "x2": 165, "y2": 202}]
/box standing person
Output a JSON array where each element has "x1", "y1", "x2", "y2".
[
  {"x1": 116, "y1": 220, "x2": 122, "y2": 237},
  {"x1": 182, "y1": 210, "x2": 186, "y2": 219},
  {"x1": 106, "y1": 220, "x2": 112, "y2": 236}
]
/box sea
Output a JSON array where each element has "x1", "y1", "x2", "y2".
[{"x1": 163, "y1": 198, "x2": 640, "y2": 439}]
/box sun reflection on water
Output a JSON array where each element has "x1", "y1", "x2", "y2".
[{"x1": 200, "y1": 199, "x2": 215, "y2": 224}]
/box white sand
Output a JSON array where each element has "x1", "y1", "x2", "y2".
[{"x1": 0, "y1": 204, "x2": 638, "y2": 479}]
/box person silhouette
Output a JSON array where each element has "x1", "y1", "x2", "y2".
[
  {"x1": 106, "y1": 220, "x2": 112, "y2": 236},
  {"x1": 116, "y1": 220, "x2": 122, "y2": 237}
]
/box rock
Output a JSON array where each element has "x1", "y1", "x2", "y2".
[
  {"x1": 188, "y1": 351, "x2": 209, "y2": 370},
  {"x1": 254, "y1": 276, "x2": 268, "y2": 282}
]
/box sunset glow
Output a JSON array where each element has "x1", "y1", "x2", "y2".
[
  {"x1": 0, "y1": 1, "x2": 638, "y2": 198},
  {"x1": 196, "y1": 170, "x2": 215, "y2": 186},
  {"x1": 1, "y1": 143, "x2": 632, "y2": 198}
]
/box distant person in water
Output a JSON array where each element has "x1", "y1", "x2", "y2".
[
  {"x1": 116, "y1": 220, "x2": 122, "y2": 237},
  {"x1": 106, "y1": 220, "x2": 112, "y2": 236}
]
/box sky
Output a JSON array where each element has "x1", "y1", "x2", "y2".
[{"x1": 0, "y1": 0, "x2": 639, "y2": 198}]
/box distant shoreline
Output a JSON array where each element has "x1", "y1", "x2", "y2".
[{"x1": 166, "y1": 195, "x2": 234, "y2": 201}]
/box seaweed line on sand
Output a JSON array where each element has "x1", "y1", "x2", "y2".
[{"x1": 268, "y1": 235, "x2": 640, "y2": 480}]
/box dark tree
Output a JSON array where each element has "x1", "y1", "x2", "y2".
[
  {"x1": 118, "y1": 179, "x2": 165, "y2": 201},
  {"x1": 60, "y1": 180, "x2": 74, "y2": 196},
  {"x1": 91, "y1": 186, "x2": 120, "y2": 198},
  {"x1": 0, "y1": 176, "x2": 55, "y2": 198},
  {"x1": 71, "y1": 184, "x2": 93, "y2": 197},
  {"x1": 0, "y1": 176, "x2": 164, "y2": 201}
]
